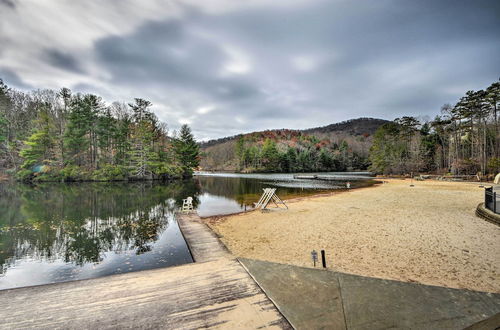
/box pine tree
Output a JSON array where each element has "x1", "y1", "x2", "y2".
[
  {"x1": 319, "y1": 149, "x2": 333, "y2": 170},
  {"x1": 128, "y1": 98, "x2": 156, "y2": 178},
  {"x1": 235, "y1": 136, "x2": 245, "y2": 169},
  {"x1": 114, "y1": 114, "x2": 132, "y2": 165},
  {"x1": 64, "y1": 95, "x2": 92, "y2": 166},
  {"x1": 486, "y1": 81, "x2": 499, "y2": 158},
  {"x1": 0, "y1": 80, "x2": 14, "y2": 169},
  {"x1": 261, "y1": 138, "x2": 280, "y2": 172},
  {"x1": 96, "y1": 108, "x2": 116, "y2": 164},
  {"x1": 0, "y1": 112, "x2": 7, "y2": 168},
  {"x1": 0, "y1": 80, "x2": 11, "y2": 141},
  {"x1": 55, "y1": 88, "x2": 71, "y2": 166},
  {"x1": 174, "y1": 124, "x2": 200, "y2": 177},
  {"x1": 0, "y1": 113, "x2": 6, "y2": 144},
  {"x1": 20, "y1": 105, "x2": 55, "y2": 170}
]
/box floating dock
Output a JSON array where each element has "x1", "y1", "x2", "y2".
[{"x1": 293, "y1": 174, "x2": 318, "y2": 179}]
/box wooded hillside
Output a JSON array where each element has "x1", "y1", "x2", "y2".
[
  {"x1": 200, "y1": 118, "x2": 388, "y2": 172},
  {"x1": 370, "y1": 80, "x2": 499, "y2": 176},
  {"x1": 0, "y1": 80, "x2": 199, "y2": 182},
  {"x1": 201, "y1": 79, "x2": 500, "y2": 176}
]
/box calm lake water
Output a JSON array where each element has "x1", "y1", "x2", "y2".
[{"x1": 0, "y1": 172, "x2": 373, "y2": 289}]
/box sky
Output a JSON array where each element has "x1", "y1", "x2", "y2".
[{"x1": 0, "y1": 0, "x2": 499, "y2": 141}]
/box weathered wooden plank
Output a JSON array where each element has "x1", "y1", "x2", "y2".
[
  {"x1": 177, "y1": 213, "x2": 231, "y2": 262},
  {"x1": 0, "y1": 214, "x2": 291, "y2": 329}
]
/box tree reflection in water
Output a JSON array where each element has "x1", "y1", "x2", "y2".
[
  {"x1": 0, "y1": 173, "x2": 372, "y2": 288},
  {"x1": 0, "y1": 180, "x2": 200, "y2": 278}
]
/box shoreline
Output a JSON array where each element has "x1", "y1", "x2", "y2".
[
  {"x1": 207, "y1": 179, "x2": 500, "y2": 293},
  {"x1": 202, "y1": 181, "x2": 383, "y2": 221}
]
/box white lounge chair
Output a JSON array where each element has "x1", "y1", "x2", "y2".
[{"x1": 182, "y1": 196, "x2": 194, "y2": 213}]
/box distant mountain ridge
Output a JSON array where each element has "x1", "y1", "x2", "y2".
[
  {"x1": 199, "y1": 117, "x2": 389, "y2": 172},
  {"x1": 303, "y1": 117, "x2": 389, "y2": 136},
  {"x1": 201, "y1": 117, "x2": 388, "y2": 148}
]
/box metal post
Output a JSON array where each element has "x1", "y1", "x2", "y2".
[
  {"x1": 311, "y1": 250, "x2": 318, "y2": 267},
  {"x1": 321, "y1": 250, "x2": 326, "y2": 268},
  {"x1": 494, "y1": 192, "x2": 497, "y2": 213}
]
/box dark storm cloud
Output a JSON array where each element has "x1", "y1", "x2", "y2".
[
  {"x1": 94, "y1": 18, "x2": 260, "y2": 102},
  {"x1": 90, "y1": 0, "x2": 500, "y2": 139},
  {"x1": 45, "y1": 49, "x2": 83, "y2": 73},
  {"x1": 0, "y1": 68, "x2": 31, "y2": 89},
  {"x1": 0, "y1": 0, "x2": 15, "y2": 9}
]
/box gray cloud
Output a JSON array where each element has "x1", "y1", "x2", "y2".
[
  {"x1": 45, "y1": 49, "x2": 83, "y2": 73},
  {"x1": 0, "y1": 0, "x2": 499, "y2": 140},
  {"x1": 0, "y1": 0, "x2": 15, "y2": 9},
  {"x1": 94, "y1": 18, "x2": 260, "y2": 102},
  {"x1": 0, "y1": 68, "x2": 31, "y2": 89}
]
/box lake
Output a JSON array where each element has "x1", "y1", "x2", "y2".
[{"x1": 0, "y1": 172, "x2": 373, "y2": 289}]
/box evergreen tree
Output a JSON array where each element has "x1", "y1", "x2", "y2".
[
  {"x1": 20, "y1": 105, "x2": 55, "y2": 170},
  {"x1": 64, "y1": 95, "x2": 92, "y2": 166},
  {"x1": 128, "y1": 98, "x2": 156, "y2": 178},
  {"x1": 55, "y1": 87, "x2": 71, "y2": 166},
  {"x1": 319, "y1": 149, "x2": 334, "y2": 170},
  {"x1": 0, "y1": 113, "x2": 7, "y2": 168},
  {"x1": 286, "y1": 147, "x2": 297, "y2": 172},
  {"x1": 485, "y1": 81, "x2": 499, "y2": 157},
  {"x1": 369, "y1": 122, "x2": 405, "y2": 174},
  {"x1": 114, "y1": 113, "x2": 132, "y2": 165},
  {"x1": 96, "y1": 108, "x2": 116, "y2": 164},
  {"x1": 297, "y1": 149, "x2": 313, "y2": 172},
  {"x1": 261, "y1": 138, "x2": 280, "y2": 172},
  {"x1": 174, "y1": 124, "x2": 200, "y2": 177},
  {"x1": 235, "y1": 135, "x2": 245, "y2": 169},
  {"x1": 0, "y1": 80, "x2": 11, "y2": 141},
  {"x1": 0, "y1": 80, "x2": 13, "y2": 169},
  {"x1": 0, "y1": 113, "x2": 6, "y2": 144}
]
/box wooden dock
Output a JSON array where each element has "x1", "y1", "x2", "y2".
[
  {"x1": 293, "y1": 174, "x2": 318, "y2": 179},
  {"x1": 0, "y1": 213, "x2": 290, "y2": 329}
]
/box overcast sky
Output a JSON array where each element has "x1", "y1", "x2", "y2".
[{"x1": 1, "y1": 0, "x2": 499, "y2": 140}]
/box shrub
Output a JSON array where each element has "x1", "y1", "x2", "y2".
[
  {"x1": 150, "y1": 163, "x2": 183, "y2": 180},
  {"x1": 60, "y1": 165, "x2": 83, "y2": 181},
  {"x1": 16, "y1": 169, "x2": 34, "y2": 182},
  {"x1": 451, "y1": 158, "x2": 480, "y2": 175},
  {"x1": 487, "y1": 157, "x2": 500, "y2": 174},
  {"x1": 91, "y1": 164, "x2": 129, "y2": 181}
]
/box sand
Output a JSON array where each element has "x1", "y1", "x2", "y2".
[{"x1": 207, "y1": 179, "x2": 500, "y2": 293}]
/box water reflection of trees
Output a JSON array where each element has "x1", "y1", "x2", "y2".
[
  {"x1": 195, "y1": 176, "x2": 328, "y2": 206},
  {"x1": 195, "y1": 176, "x2": 265, "y2": 206},
  {"x1": 0, "y1": 181, "x2": 201, "y2": 273}
]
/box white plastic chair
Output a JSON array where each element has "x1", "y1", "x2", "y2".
[{"x1": 182, "y1": 197, "x2": 194, "y2": 212}]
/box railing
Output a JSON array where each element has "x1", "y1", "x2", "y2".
[{"x1": 485, "y1": 187, "x2": 498, "y2": 214}]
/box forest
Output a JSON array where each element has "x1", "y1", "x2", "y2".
[
  {"x1": 370, "y1": 80, "x2": 499, "y2": 176},
  {"x1": 0, "y1": 80, "x2": 199, "y2": 182},
  {"x1": 200, "y1": 118, "x2": 384, "y2": 173},
  {"x1": 231, "y1": 131, "x2": 369, "y2": 173},
  {"x1": 202, "y1": 80, "x2": 499, "y2": 176},
  {"x1": 2, "y1": 78, "x2": 498, "y2": 179}
]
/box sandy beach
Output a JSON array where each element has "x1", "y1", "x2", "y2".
[{"x1": 207, "y1": 179, "x2": 500, "y2": 293}]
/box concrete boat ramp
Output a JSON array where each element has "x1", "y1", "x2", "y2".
[
  {"x1": 0, "y1": 213, "x2": 291, "y2": 329},
  {"x1": 0, "y1": 212, "x2": 499, "y2": 329}
]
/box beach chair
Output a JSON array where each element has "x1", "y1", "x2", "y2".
[
  {"x1": 182, "y1": 196, "x2": 194, "y2": 213},
  {"x1": 254, "y1": 188, "x2": 288, "y2": 211}
]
